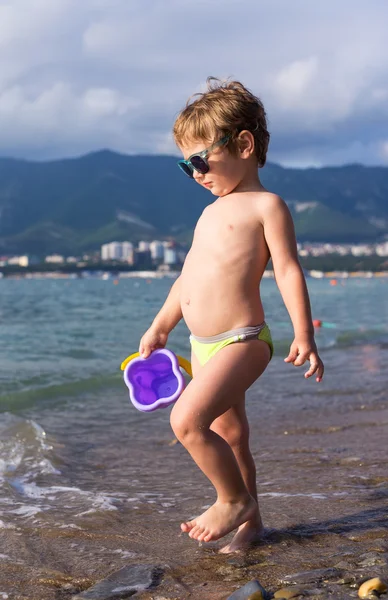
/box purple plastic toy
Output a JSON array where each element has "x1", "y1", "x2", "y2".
[{"x1": 123, "y1": 349, "x2": 186, "y2": 412}]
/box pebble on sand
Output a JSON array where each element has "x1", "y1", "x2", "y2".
[
  {"x1": 226, "y1": 579, "x2": 269, "y2": 600},
  {"x1": 274, "y1": 587, "x2": 305, "y2": 598},
  {"x1": 358, "y1": 577, "x2": 387, "y2": 599},
  {"x1": 71, "y1": 564, "x2": 163, "y2": 599},
  {"x1": 280, "y1": 567, "x2": 343, "y2": 586}
]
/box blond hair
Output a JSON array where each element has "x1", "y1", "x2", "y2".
[{"x1": 173, "y1": 77, "x2": 270, "y2": 168}]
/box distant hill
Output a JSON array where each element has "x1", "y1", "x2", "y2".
[{"x1": 0, "y1": 150, "x2": 387, "y2": 255}]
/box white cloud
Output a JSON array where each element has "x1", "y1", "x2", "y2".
[
  {"x1": 380, "y1": 141, "x2": 388, "y2": 163},
  {"x1": 274, "y1": 57, "x2": 318, "y2": 104},
  {"x1": 0, "y1": 0, "x2": 387, "y2": 166}
]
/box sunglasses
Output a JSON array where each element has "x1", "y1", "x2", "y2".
[{"x1": 177, "y1": 135, "x2": 231, "y2": 179}]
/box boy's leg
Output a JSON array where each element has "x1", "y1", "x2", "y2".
[
  {"x1": 210, "y1": 399, "x2": 265, "y2": 552},
  {"x1": 191, "y1": 353, "x2": 260, "y2": 507},
  {"x1": 192, "y1": 348, "x2": 264, "y2": 551},
  {"x1": 210, "y1": 397, "x2": 259, "y2": 509},
  {"x1": 170, "y1": 339, "x2": 270, "y2": 543}
]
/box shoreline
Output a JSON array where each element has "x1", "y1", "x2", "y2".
[
  {"x1": 136, "y1": 352, "x2": 388, "y2": 599},
  {"x1": 0, "y1": 346, "x2": 387, "y2": 599},
  {"x1": 1, "y1": 269, "x2": 388, "y2": 280}
]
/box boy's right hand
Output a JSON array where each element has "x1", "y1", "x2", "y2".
[{"x1": 139, "y1": 326, "x2": 168, "y2": 358}]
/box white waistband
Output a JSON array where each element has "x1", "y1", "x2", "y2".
[{"x1": 190, "y1": 322, "x2": 266, "y2": 344}]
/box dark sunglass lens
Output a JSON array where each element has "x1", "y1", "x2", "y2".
[
  {"x1": 178, "y1": 162, "x2": 193, "y2": 178},
  {"x1": 190, "y1": 155, "x2": 209, "y2": 174}
]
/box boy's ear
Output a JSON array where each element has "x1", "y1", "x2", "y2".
[{"x1": 237, "y1": 130, "x2": 255, "y2": 157}]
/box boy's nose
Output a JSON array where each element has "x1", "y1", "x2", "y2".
[{"x1": 192, "y1": 170, "x2": 204, "y2": 182}]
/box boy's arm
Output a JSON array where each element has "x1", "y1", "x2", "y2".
[
  {"x1": 152, "y1": 275, "x2": 183, "y2": 333},
  {"x1": 261, "y1": 195, "x2": 324, "y2": 382},
  {"x1": 139, "y1": 275, "x2": 183, "y2": 357}
]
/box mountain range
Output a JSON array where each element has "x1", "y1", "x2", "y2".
[{"x1": 0, "y1": 150, "x2": 387, "y2": 255}]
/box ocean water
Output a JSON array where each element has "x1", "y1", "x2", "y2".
[
  {"x1": 0, "y1": 276, "x2": 387, "y2": 595},
  {"x1": 1, "y1": 277, "x2": 387, "y2": 404}
]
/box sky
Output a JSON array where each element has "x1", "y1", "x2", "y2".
[{"x1": 0, "y1": 0, "x2": 387, "y2": 167}]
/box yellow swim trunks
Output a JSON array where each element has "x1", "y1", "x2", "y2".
[{"x1": 190, "y1": 322, "x2": 273, "y2": 367}]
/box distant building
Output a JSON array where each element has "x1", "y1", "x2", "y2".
[
  {"x1": 138, "y1": 241, "x2": 151, "y2": 252},
  {"x1": 135, "y1": 250, "x2": 152, "y2": 270},
  {"x1": 102, "y1": 242, "x2": 121, "y2": 261},
  {"x1": 7, "y1": 255, "x2": 39, "y2": 267},
  {"x1": 376, "y1": 242, "x2": 388, "y2": 257},
  {"x1": 164, "y1": 247, "x2": 178, "y2": 265},
  {"x1": 176, "y1": 248, "x2": 188, "y2": 264},
  {"x1": 150, "y1": 241, "x2": 165, "y2": 261},
  {"x1": 350, "y1": 244, "x2": 374, "y2": 256},
  {"x1": 101, "y1": 241, "x2": 134, "y2": 263},
  {"x1": 121, "y1": 242, "x2": 135, "y2": 264},
  {"x1": 45, "y1": 254, "x2": 65, "y2": 264}
]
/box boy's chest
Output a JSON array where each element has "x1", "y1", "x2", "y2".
[{"x1": 193, "y1": 210, "x2": 261, "y2": 254}]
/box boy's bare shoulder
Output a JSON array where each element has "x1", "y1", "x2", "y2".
[{"x1": 255, "y1": 191, "x2": 288, "y2": 222}]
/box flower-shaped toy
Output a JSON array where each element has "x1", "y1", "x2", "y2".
[{"x1": 121, "y1": 349, "x2": 192, "y2": 412}]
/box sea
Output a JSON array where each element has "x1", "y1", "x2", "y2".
[{"x1": 0, "y1": 276, "x2": 387, "y2": 598}]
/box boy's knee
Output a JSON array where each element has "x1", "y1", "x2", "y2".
[
  {"x1": 213, "y1": 423, "x2": 248, "y2": 450},
  {"x1": 170, "y1": 410, "x2": 189, "y2": 441},
  {"x1": 170, "y1": 410, "x2": 203, "y2": 443}
]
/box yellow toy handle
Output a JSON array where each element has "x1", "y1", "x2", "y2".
[
  {"x1": 121, "y1": 352, "x2": 140, "y2": 371},
  {"x1": 177, "y1": 355, "x2": 192, "y2": 378},
  {"x1": 121, "y1": 352, "x2": 192, "y2": 378}
]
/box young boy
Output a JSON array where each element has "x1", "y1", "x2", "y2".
[{"x1": 139, "y1": 78, "x2": 324, "y2": 553}]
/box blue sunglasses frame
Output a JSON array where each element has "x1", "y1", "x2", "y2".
[{"x1": 177, "y1": 135, "x2": 231, "y2": 179}]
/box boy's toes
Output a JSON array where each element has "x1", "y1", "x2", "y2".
[
  {"x1": 197, "y1": 529, "x2": 210, "y2": 542},
  {"x1": 181, "y1": 520, "x2": 195, "y2": 533},
  {"x1": 189, "y1": 525, "x2": 202, "y2": 539}
]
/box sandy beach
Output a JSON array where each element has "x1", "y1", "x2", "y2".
[
  {"x1": 130, "y1": 346, "x2": 388, "y2": 599},
  {"x1": 0, "y1": 279, "x2": 387, "y2": 599},
  {"x1": 1, "y1": 345, "x2": 387, "y2": 599}
]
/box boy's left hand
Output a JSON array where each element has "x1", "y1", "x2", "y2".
[{"x1": 284, "y1": 336, "x2": 324, "y2": 382}]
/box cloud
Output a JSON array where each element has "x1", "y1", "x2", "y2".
[{"x1": 0, "y1": 0, "x2": 387, "y2": 166}]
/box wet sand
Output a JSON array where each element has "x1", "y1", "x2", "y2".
[
  {"x1": 0, "y1": 347, "x2": 387, "y2": 599},
  {"x1": 134, "y1": 380, "x2": 388, "y2": 599}
]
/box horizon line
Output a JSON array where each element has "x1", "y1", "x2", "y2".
[{"x1": 0, "y1": 148, "x2": 387, "y2": 171}]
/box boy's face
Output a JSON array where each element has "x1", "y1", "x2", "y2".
[{"x1": 179, "y1": 138, "x2": 247, "y2": 197}]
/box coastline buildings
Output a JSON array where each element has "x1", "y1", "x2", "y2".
[
  {"x1": 149, "y1": 241, "x2": 165, "y2": 261},
  {"x1": 101, "y1": 241, "x2": 135, "y2": 264},
  {"x1": 297, "y1": 241, "x2": 388, "y2": 257},
  {"x1": 3, "y1": 255, "x2": 39, "y2": 267},
  {"x1": 1, "y1": 240, "x2": 387, "y2": 272},
  {"x1": 100, "y1": 240, "x2": 182, "y2": 268},
  {"x1": 45, "y1": 254, "x2": 65, "y2": 264}
]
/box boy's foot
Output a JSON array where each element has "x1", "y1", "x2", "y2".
[
  {"x1": 180, "y1": 496, "x2": 257, "y2": 543},
  {"x1": 219, "y1": 521, "x2": 264, "y2": 553}
]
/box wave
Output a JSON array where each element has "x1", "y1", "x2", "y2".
[
  {"x1": 273, "y1": 327, "x2": 388, "y2": 356},
  {"x1": 0, "y1": 414, "x2": 122, "y2": 527},
  {"x1": 335, "y1": 328, "x2": 388, "y2": 347},
  {"x1": 0, "y1": 372, "x2": 122, "y2": 413},
  {"x1": 1, "y1": 327, "x2": 386, "y2": 413}
]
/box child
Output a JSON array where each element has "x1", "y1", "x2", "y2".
[{"x1": 139, "y1": 77, "x2": 324, "y2": 553}]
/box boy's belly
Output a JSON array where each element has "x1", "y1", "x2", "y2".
[{"x1": 180, "y1": 272, "x2": 265, "y2": 337}]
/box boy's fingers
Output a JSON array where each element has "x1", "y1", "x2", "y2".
[
  {"x1": 140, "y1": 344, "x2": 150, "y2": 357},
  {"x1": 293, "y1": 352, "x2": 309, "y2": 366},
  {"x1": 304, "y1": 353, "x2": 323, "y2": 380},
  {"x1": 316, "y1": 361, "x2": 324, "y2": 382},
  {"x1": 304, "y1": 361, "x2": 318, "y2": 378},
  {"x1": 284, "y1": 348, "x2": 298, "y2": 363}
]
